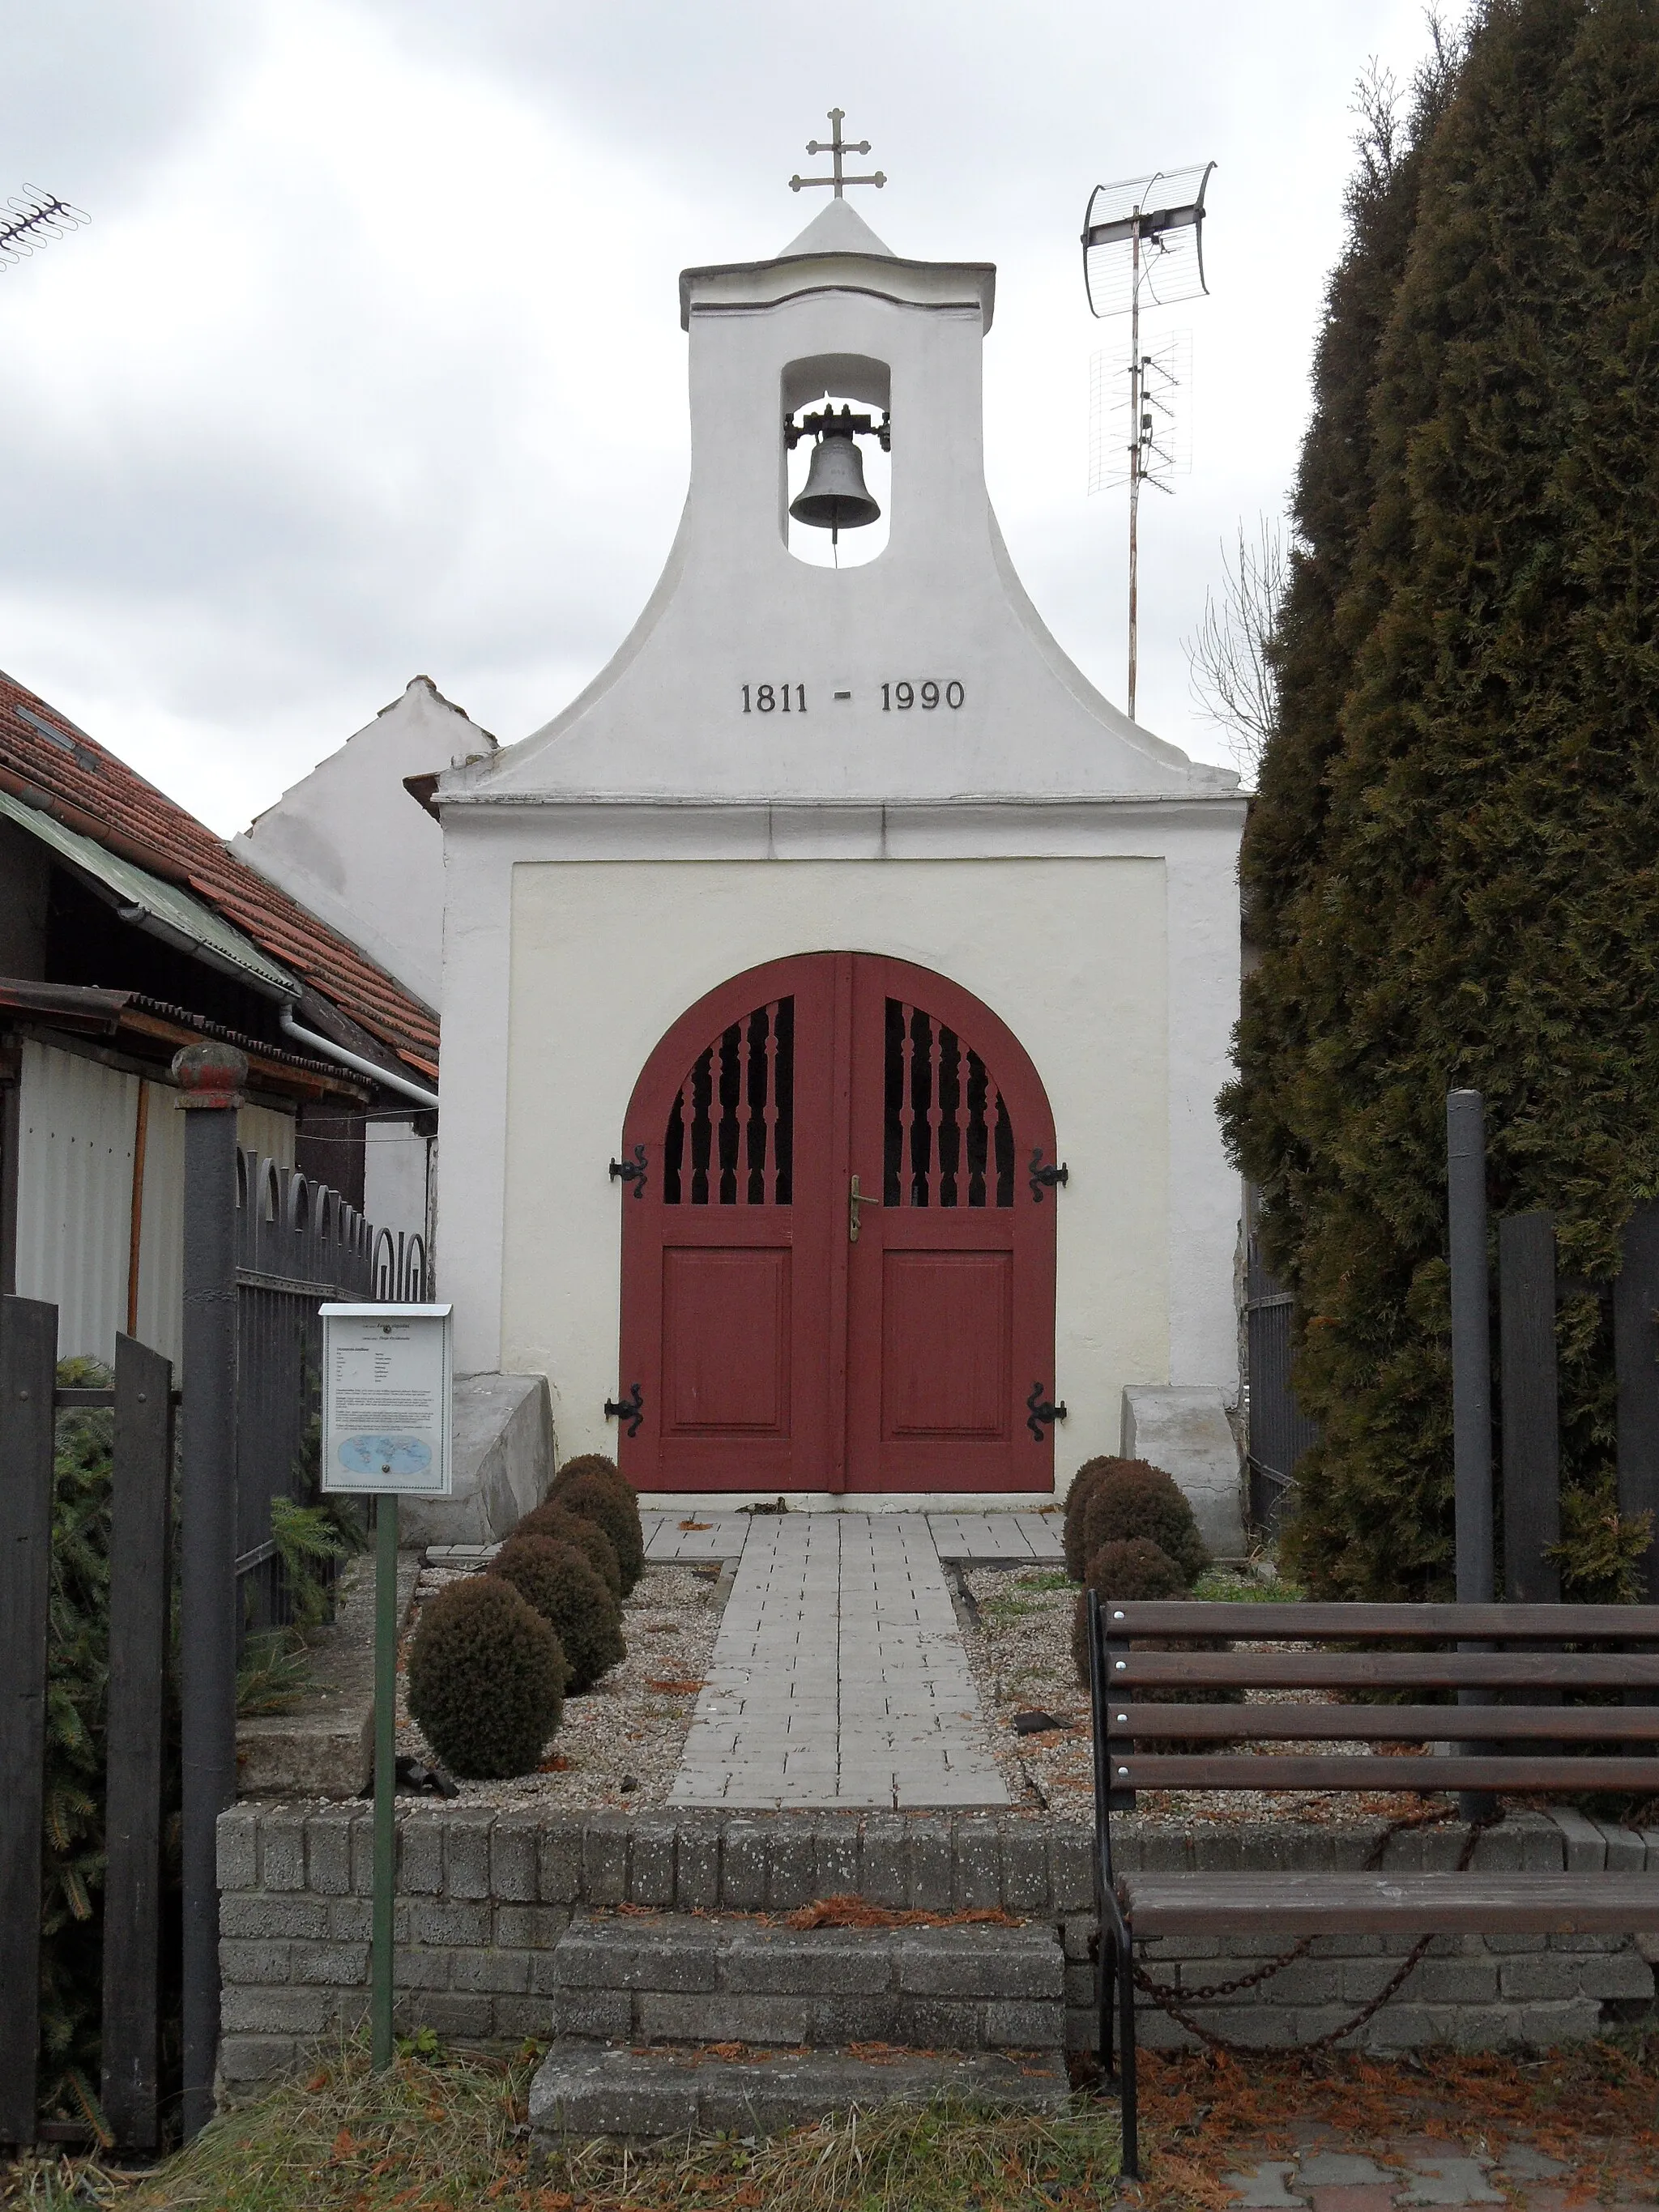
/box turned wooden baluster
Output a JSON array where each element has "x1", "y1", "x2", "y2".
[{"x1": 761, "y1": 1002, "x2": 781, "y2": 1205}]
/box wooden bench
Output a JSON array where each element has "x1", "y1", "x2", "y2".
[{"x1": 1083, "y1": 1595, "x2": 1659, "y2": 2178}]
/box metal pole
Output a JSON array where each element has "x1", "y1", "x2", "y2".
[
  {"x1": 372, "y1": 1493, "x2": 399, "y2": 2069},
  {"x1": 174, "y1": 1043, "x2": 247, "y2": 2142},
  {"x1": 1447, "y1": 1088, "x2": 1495, "y2": 1820},
  {"x1": 1127, "y1": 211, "x2": 1141, "y2": 723}
]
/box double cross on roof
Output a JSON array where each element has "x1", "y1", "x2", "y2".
[{"x1": 789, "y1": 109, "x2": 885, "y2": 199}]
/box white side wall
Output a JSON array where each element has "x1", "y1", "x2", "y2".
[{"x1": 365, "y1": 1117, "x2": 432, "y2": 1247}]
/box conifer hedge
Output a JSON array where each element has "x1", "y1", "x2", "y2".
[{"x1": 1225, "y1": 0, "x2": 1659, "y2": 1599}]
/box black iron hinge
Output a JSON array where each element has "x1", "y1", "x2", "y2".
[
  {"x1": 1029, "y1": 1149, "x2": 1069, "y2": 1202},
  {"x1": 1026, "y1": 1383, "x2": 1068, "y2": 1442},
  {"x1": 609, "y1": 1144, "x2": 648, "y2": 1197},
  {"x1": 604, "y1": 1382, "x2": 644, "y2": 1438}
]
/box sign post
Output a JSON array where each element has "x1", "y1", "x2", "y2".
[{"x1": 320, "y1": 1302, "x2": 453, "y2": 2069}]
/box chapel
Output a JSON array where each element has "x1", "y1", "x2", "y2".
[{"x1": 433, "y1": 160, "x2": 1245, "y2": 1541}]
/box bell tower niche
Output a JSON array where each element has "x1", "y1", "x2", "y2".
[{"x1": 783, "y1": 354, "x2": 891, "y2": 568}]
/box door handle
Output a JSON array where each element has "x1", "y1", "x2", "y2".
[{"x1": 849, "y1": 1173, "x2": 884, "y2": 1243}]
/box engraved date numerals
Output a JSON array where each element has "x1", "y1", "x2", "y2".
[
  {"x1": 881, "y1": 680, "x2": 965, "y2": 711},
  {"x1": 741, "y1": 683, "x2": 808, "y2": 714}
]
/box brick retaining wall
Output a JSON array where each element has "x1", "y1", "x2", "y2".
[{"x1": 216, "y1": 1805, "x2": 1657, "y2": 2088}]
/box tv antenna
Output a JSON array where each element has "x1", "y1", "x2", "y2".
[
  {"x1": 1081, "y1": 161, "x2": 1213, "y2": 722},
  {"x1": 0, "y1": 183, "x2": 88, "y2": 271}
]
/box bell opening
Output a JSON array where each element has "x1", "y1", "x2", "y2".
[{"x1": 786, "y1": 394, "x2": 890, "y2": 569}]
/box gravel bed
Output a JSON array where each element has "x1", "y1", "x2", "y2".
[
  {"x1": 957, "y1": 1565, "x2": 1435, "y2": 1828},
  {"x1": 393, "y1": 1558, "x2": 727, "y2": 1810}
]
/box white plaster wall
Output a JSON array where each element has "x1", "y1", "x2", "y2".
[
  {"x1": 234, "y1": 677, "x2": 493, "y2": 1008},
  {"x1": 365, "y1": 1117, "x2": 431, "y2": 1245}
]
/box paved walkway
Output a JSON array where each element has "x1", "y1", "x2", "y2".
[
  {"x1": 641, "y1": 1506, "x2": 1063, "y2": 1566},
  {"x1": 667, "y1": 1513, "x2": 1012, "y2": 1809},
  {"x1": 1221, "y1": 2139, "x2": 1649, "y2": 2207}
]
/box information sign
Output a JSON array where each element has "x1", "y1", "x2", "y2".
[{"x1": 320, "y1": 1302, "x2": 453, "y2": 1498}]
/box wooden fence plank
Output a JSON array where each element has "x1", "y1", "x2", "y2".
[
  {"x1": 0, "y1": 1297, "x2": 58, "y2": 2146},
  {"x1": 1617, "y1": 1201, "x2": 1659, "y2": 1601},
  {"x1": 100, "y1": 1336, "x2": 173, "y2": 2151},
  {"x1": 1500, "y1": 1212, "x2": 1561, "y2": 1603}
]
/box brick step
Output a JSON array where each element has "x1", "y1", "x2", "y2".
[
  {"x1": 528, "y1": 2038, "x2": 1071, "y2": 2140},
  {"x1": 545, "y1": 1910, "x2": 1065, "y2": 2052}
]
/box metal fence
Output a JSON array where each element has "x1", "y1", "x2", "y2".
[
  {"x1": 232, "y1": 1153, "x2": 428, "y2": 1637},
  {"x1": 1243, "y1": 1230, "x2": 1320, "y2": 1536}
]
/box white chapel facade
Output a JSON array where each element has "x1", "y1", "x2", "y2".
[{"x1": 433, "y1": 190, "x2": 1245, "y2": 1538}]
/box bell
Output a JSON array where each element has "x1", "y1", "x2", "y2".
[{"x1": 790, "y1": 420, "x2": 881, "y2": 535}]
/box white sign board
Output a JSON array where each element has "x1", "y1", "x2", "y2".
[{"x1": 320, "y1": 1303, "x2": 454, "y2": 1496}]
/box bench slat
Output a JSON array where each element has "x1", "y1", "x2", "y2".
[
  {"x1": 1111, "y1": 1651, "x2": 1659, "y2": 1689},
  {"x1": 1104, "y1": 1702, "x2": 1659, "y2": 1740},
  {"x1": 1099, "y1": 1601, "x2": 1659, "y2": 1639},
  {"x1": 1119, "y1": 1871, "x2": 1659, "y2": 1937},
  {"x1": 1108, "y1": 1754, "x2": 1659, "y2": 1792}
]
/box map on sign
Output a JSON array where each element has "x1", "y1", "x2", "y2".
[{"x1": 320, "y1": 1304, "x2": 453, "y2": 1496}]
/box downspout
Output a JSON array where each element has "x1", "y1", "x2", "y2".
[{"x1": 278, "y1": 1004, "x2": 439, "y2": 1110}]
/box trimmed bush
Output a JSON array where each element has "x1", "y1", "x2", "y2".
[
  {"x1": 515, "y1": 1502, "x2": 622, "y2": 1600},
  {"x1": 549, "y1": 1451, "x2": 626, "y2": 1498},
  {"x1": 406, "y1": 1576, "x2": 565, "y2": 1778},
  {"x1": 1081, "y1": 1462, "x2": 1208, "y2": 1588},
  {"x1": 488, "y1": 1534, "x2": 625, "y2": 1694},
  {"x1": 1064, "y1": 1456, "x2": 1140, "y2": 1580},
  {"x1": 1071, "y1": 1539, "x2": 1185, "y2": 1686},
  {"x1": 560, "y1": 1471, "x2": 645, "y2": 1596}
]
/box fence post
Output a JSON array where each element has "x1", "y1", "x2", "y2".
[
  {"x1": 101, "y1": 1333, "x2": 173, "y2": 2151},
  {"x1": 174, "y1": 1043, "x2": 247, "y2": 2142},
  {"x1": 0, "y1": 1296, "x2": 57, "y2": 2147},
  {"x1": 1447, "y1": 1090, "x2": 1495, "y2": 1822},
  {"x1": 1616, "y1": 1202, "x2": 1659, "y2": 1601},
  {"x1": 1499, "y1": 1213, "x2": 1561, "y2": 1604}
]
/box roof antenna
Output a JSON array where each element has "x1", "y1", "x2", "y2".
[
  {"x1": 0, "y1": 183, "x2": 89, "y2": 271},
  {"x1": 1080, "y1": 162, "x2": 1214, "y2": 722}
]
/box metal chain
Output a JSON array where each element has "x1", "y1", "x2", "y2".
[{"x1": 1128, "y1": 1806, "x2": 1495, "y2": 2053}]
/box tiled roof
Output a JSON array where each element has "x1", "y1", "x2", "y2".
[{"x1": 0, "y1": 669, "x2": 439, "y2": 1081}]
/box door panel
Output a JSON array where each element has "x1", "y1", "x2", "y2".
[{"x1": 619, "y1": 952, "x2": 1055, "y2": 1493}]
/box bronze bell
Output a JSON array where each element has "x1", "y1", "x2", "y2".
[{"x1": 790, "y1": 412, "x2": 881, "y2": 536}]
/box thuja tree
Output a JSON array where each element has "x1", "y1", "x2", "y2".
[{"x1": 1224, "y1": 0, "x2": 1659, "y2": 1599}]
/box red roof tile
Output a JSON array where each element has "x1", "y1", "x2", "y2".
[{"x1": 0, "y1": 670, "x2": 439, "y2": 1080}]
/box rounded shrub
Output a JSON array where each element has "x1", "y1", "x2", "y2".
[
  {"x1": 488, "y1": 1534, "x2": 625, "y2": 1694},
  {"x1": 1063, "y1": 1455, "x2": 1128, "y2": 1580},
  {"x1": 1081, "y1": 1461, "x2": 1209, "y2": 1587},
  {"x1": 559, "y1": 1472, "x2": 645, "y2": 1596},
  {"x1": 406, "y1": 1576, "x2": 565, "y2": 1778},
  {"x1": 515, "y1": 1502, "x2": 622, "y2": 1600},
  {"x1": 548, "y1": 1451, "x2": 626, "y2": 1499}
]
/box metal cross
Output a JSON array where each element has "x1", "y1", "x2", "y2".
[{"x1": 789, "y1": 109, "x2": 885, "y2": 198}]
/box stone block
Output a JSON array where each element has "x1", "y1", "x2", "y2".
[
  {"x1": 1051, "y1": 1825, "x2": 1094, "y2": 1911},
  {"x1": 1578, "y1": 1948, "x2": 1654, "y2": 2001},
  {"x1": 1000, "y1": 1822, "x2": 1049, "y2": 1913},
  {"x1": 722, "y1": 1933, "x2": 890, "y2": 1997},
  {"x1": 1597, "y1": 1822, "x2": 1646, "y2": 1873},
  {"x1": 765, "y1": 1822, "x2": 817, "y2": 1909},
  {"x1": 327, "y1": 1898, "x2": 375, "y2": 1942},
  {"x1": 450, "y1": 1946, "x2": 531, "y2": 1994},
  {"x1": 582, "y1": 1813, "x2": 633, "y2": 1904},
  {"x1": 1547, "y1": 1808, "x2": 1607, "y2": 1872},
  {"x1": 1120, "y1": 1383, "x2": 1243, "y2": 1555},
  {"x1": 219, "y1": 2034, "x2": 297, "y2": 2082},
  {"x1": 444, "y1": 1810, "x2": 495, "y2": 1899},
  {"x1": 1443, "y1": 2005, "x2": 1524, "y2": 2051},
  {"x1": 1136, "y1": 2008, "x2": 1200, "y2": 2050},
  {"x1": 1469, "y1": 1822, "x2": 1525, "y2": 1873},
  {"x1": 221, "y1": 1984, "x2": 337, "y2": 2035},
  {"x1": 1065, "y1": 2005, "x2": 1097, "y2": 2051},
  {"x1": 1341, "y1": 1959, "x2": 1408, "y2": 2005},
  {"x1": 305, "y1": 1811, "x2": 355, "y2": 1898},
  {"x1": 409, "y1": 1899, "x2": 492, "y2": 1946},
  {"x1": 394, "y1": 1945, "x2": 454, "y2": 1991},
  {"x1": 219, "y1": 1939, "x2": 291, "y2": 1984},
  {"x1": 858, "y1": 1817, "x2": 908, "y2": 1907},
  {"x1": 1520, "y1": 1997, "x2": 1605, "y2": 2046},
  {"x1": 352, "y1": 1809, "x2": 376, "y2": 1896},
  {"x1": 954, "y1": 1819, "x2": 1001, "y2": 1910},
  {"x1": 984, "y1": 1999, "x2": 1065, "y2": 2048},
  {"x1": 539, "y1": 1817, "x2": 584, "y2": 1903},
  {"x1": 882, "y1": 1997, "x2": 983, "y2": 2048},
  {"x1": 1482, "y1": 1931, "x2": 1547, "y2": 1954},
  {"x1": 494, "y1": 1903, "x2": 571, "y2": 1950},
  {"x1": 399, "y1": 1811, "x2": 446, "y2": 1896},
  {"x1": 907, "y1": 1818, "x2": 953, "y2": 1911},
  {"x1": 217, "y1": 1808, "x2": 260, "y2": 1891},
  {"x1": 636, "y1": 1992, "x2": 810, "y2": 2044},
  {"x1": 1410, "y1": 1958, "x2": 1500, "y2": 2006},
  {"x1": 1061, "y1": 1920, "x2": 1102, "y2": 1962},
  {"x1": 494, "y1": 1996, "x2": 560, "y2": 2038},
  {"x1": 288, "y1": 1941, "x2": 369, "y2": 1988},
  {"x1": 543, "y1": 1984, "x2": 633, "y2": 2037},
  {"x1": 813, "y1": 1818, "x2": 859, "y2": 1899},
  {"x1": 1510, "y1": 1809, "x2": 1567, "y2": 1870},
  {"x1": 1499, "y1": 1955, "x2": 1585, "y2": 2003},
  {"x1": 491, "y1": 1813, "x2": 541, "y2": 1903},
  {"x1": 1064, "y1": 1963, "x2": 1093, "y2": 2007},
  {"x1": 721, "y1": 1819, "x2": 768, "y2": 1909},
  {"x1": 629, "y1": 1815, "x2": 678, "y2": 1907},
  {"x1": 407, "y1": 1993, "x2": 495, "y2": 2039},
  {"x1": 1216, "y1": 1959, "x2": 1337, "y2": 2007},
  {"x1": 220, "y1": 1894, "x2": 329, "y2": 1941},
  {"x1": 260, "y1": 1811, "x2": 308, "y2": 1892},
  {"x1": 676, "y1": 1822, "x2": 720, "y2": 1911},
  {"x1": 554, "y1": 1921, "x2": 719, "y2": 1993},
  {"x1": 896, "y1": 1930, "x2": 1063, "y2": 2000}
]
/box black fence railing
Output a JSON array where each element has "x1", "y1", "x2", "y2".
[{"x1": 1243, "y1": 1232, "x2": 1320, "y2": 1537}]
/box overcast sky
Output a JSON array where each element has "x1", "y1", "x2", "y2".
[{"x1": 0, "y1": 0, "x2": 1457, "y2": 837}]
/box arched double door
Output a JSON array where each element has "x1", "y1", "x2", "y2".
[{"x1": 617, "y1": 953, "x2": 1058, "y2": 1492}]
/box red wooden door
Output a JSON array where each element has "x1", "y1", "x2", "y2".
[{"x1": 617, "y1": 953, "x2": 1056, "y2": 1493}]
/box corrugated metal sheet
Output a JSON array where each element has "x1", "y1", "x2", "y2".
[
  {"x1": 16, "y1": 1038, "x2": 138, "y2": 1364},
  {"x1": 134, "y1": 1080, "x2": 185, "y2": 1366}
]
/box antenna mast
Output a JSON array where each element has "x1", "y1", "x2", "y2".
[
  {"x1": 0, "y1": 183, "x2": 88, "y2": 271},
  {"x1": 1081, "y1": 162, "x2": 1213, "y2": 722}
]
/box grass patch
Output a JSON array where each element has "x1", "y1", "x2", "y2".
[
  {"x1": 14, "y1": 2042, "x2": 1119, "y2": 2212},
  {"x1": 1192, "y1": 1569, "x2": 1306, "y2": 1603}
]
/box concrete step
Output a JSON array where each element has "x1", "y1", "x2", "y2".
[
  {"x1": 528, "y1": 2038, "x2": 1072, "y2": 2140},
  {"x1": 544, "y1": 1909, "x2": 1065, "y2": 2052}
]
